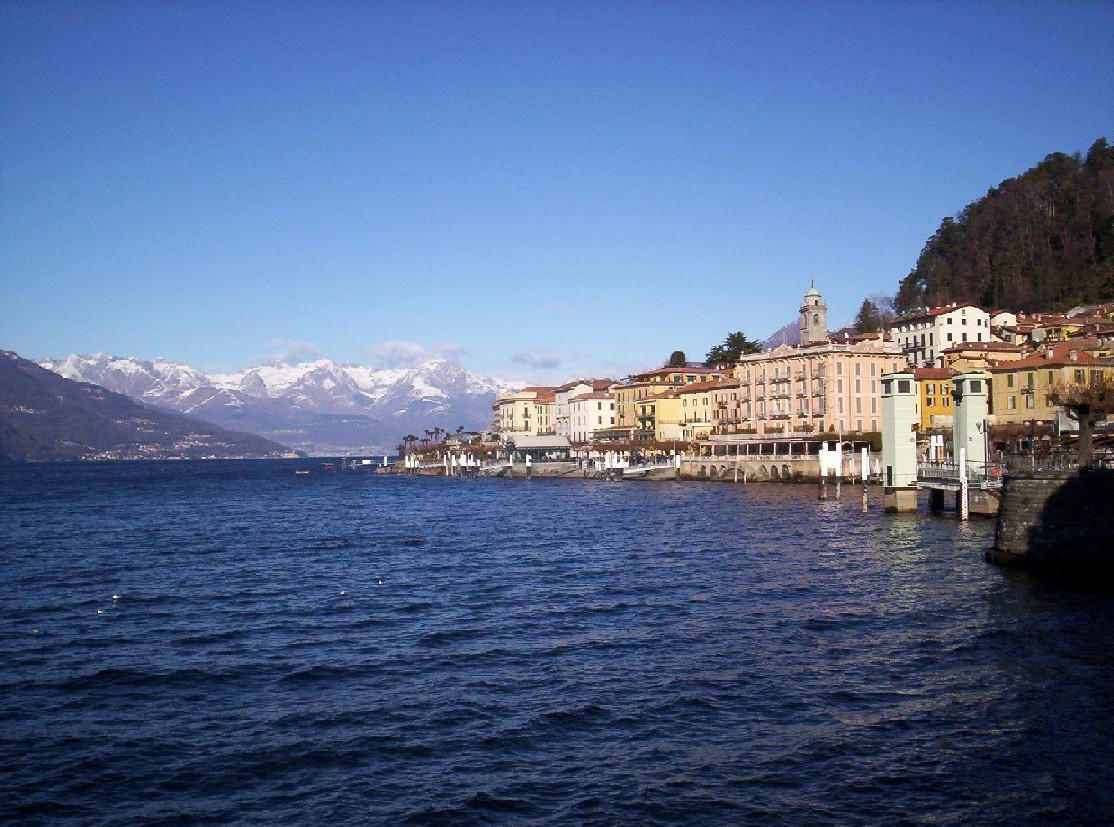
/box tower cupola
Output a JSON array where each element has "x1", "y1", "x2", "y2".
[{"x1": 799, "y1": 281, "x2": 828, "y2": 345}]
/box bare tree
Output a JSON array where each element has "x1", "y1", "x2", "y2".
[{"x1": 1047, "y1": 376, "x2": 1114, "y2": 468}]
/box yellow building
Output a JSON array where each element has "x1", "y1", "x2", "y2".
[
  {"x1": 610, "y1": 366, "x2": 725, "y2": 441},
  {"x1": 987, "y1": 341, "x2": 1114, "y2": 428},
  {"x1": 914, "y1": 367, "x2": 955, "y2": 430},
  {"x1": 492, "y1": 386, "x2": 556, "y2": 439}
]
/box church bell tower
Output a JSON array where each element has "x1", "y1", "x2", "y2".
[{"x1": 799, "y1": 282, "x2": 827, "y2": 345}]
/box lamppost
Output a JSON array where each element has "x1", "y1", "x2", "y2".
[{"x1": 1021, "y1": 387, "x2": 1036, "y2": 467}]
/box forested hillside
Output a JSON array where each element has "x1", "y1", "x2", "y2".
[{"x1": 896, "y1": 138, "x2": 1114, "y2": 313}]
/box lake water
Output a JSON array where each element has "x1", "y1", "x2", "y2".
[{"x1": 2, "y1": 461, "x2": 1112, "y2": 825}]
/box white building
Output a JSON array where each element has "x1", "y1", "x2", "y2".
[
  {"x1": 891, "y1": 303, "x2": 992, "y2": 368},
  {"x1": 554, "y1": 379, "x2": 613, "y2": 438},
  {"x1": 569, "y1": 391, "x2": 617, "y2": 444}
]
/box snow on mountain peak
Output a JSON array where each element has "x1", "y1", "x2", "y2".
[{"x1": 38, "y1": 351, "x2": 514, "y2": 454}]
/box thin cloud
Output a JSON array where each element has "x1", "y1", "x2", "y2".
[
  {"x1": 511, "y1": 347, "x2": 562, "y2": 370},
  {"x1": 368, "y1": 339, "x2": 467, "y2": 368},
  {"x1": 261, "y1": 339, "x2": 324, "y2": 365}
]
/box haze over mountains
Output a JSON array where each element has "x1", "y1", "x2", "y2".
[{"x1": 40, "y1": 354, "x2": 518, "y2": 456}]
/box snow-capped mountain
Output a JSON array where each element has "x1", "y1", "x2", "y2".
[{"x1": 40, "y1": 354, "x2": 515, "y2": 455}]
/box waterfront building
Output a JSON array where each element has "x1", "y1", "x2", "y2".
[
  {"x1": 604, "y1": 365, "x2": 725, "y2": 442},
  {"x1": 568, "y1": 391, "x2": 617, "y2": 444},
  {"x1": 732, "y1": 337, "x2": 903, "y2": 436},
  {"x1": 492, "y1": 386, "x2": 556, "y2": 440},
  {"x1": 987, "y1": 340, "x2": 1114, "y2": 430},
  {"x1": 554, "y1": 379, "x2": 614, "y2": 439},
  {"x1": 913, "y1": 367, "x2": 955, "y2": 430},
  {"x1": 891, "y1": 303, "x2": 992, "y2": 368},
  {"x1": 641, "y1": 379, "x2": 741, "y2": 442}
]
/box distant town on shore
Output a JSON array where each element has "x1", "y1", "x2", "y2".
[
  {"x1": 404, "y1": 284, "x2": 1113, "y2": 465},
  {"x1": 409, "y1": 139, "x2": 1114, "y2": 463}
]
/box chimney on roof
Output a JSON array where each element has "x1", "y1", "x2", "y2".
[{"x1": 1069, "y1": 350, "x2": 1078, "y2": 361}]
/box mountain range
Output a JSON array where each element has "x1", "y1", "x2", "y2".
[
  {"x1": 39, "y1": 354, "x2": 517, "y2": 456},
  {"x1": 0, "y1": 351, "x2": 293, "y2": 462}
]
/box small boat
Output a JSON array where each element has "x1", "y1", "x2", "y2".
[{"x1": 295, "y1": 469, "x2": 310, "y2": 476}]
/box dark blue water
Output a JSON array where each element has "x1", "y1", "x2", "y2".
[{"x1": 2, "y1": 461, "x2": 1112, "y2": 825}]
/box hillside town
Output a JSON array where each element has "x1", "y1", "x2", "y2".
[{"x1": 406, "y1": 284, "x2": 1114, "y2": 471}]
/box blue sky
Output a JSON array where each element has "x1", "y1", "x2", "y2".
[{"x1": 2, "y1": 1, "x2": 1111, "y2": 384}]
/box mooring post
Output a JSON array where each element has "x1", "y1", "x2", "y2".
[
  {"x1": 959, "y1": 447, "x2": 969, "y2": 521},
  {"x1": 861, "y1": 446, "x2": 868, "y2": 512}
]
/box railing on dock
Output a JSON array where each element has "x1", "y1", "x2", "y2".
[
  {"x1": 1002, "y1": 450, "x2": 1114, "y2": 472},
  {"x1": 917, "y1": 460, "x2": 1005, "y2": 487}
]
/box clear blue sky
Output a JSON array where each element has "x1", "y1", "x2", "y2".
[{"x1": 2, "y1": 1, "x2": 1111, "y2": 384}]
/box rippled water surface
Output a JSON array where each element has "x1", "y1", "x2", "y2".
[{"x1": 2, "y1": 461, "x2": 1113, "y2": 825}]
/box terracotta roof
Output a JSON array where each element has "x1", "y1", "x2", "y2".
[
  {"x1": 988, "y1": 341, "x2": 1114, "y2": 371},
  {"x1": 631, "y1": 366, "x2": 726, "y2": 381},
  {"x1": 675, "y1": 381, "x2": 727, "y2": 395},
  {"x1": 896, "y1": 302, "x2": 984, "y2": 323},
  {"x1": 941, "y1": 341, "x2": 1025, "y2": 353},
  {"x1": 913, "y1": 368, "x2": 955, "y2": 380}
]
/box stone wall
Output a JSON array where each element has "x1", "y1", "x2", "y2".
[
  {"x1": 681, "y1": 455, "x2": 822, "y2": 482},
  {"x1": 990, "y1": 469, "x2": 1114, "y2": 572}
]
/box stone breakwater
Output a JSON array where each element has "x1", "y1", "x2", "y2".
[{"x1": 990, "y1": 468, "x2": 1114, "y2": 572}]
